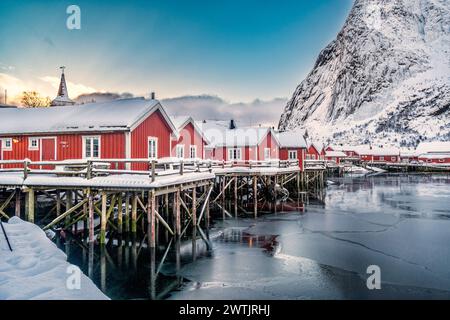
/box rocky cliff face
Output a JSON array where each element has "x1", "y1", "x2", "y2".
[{"x1": 279, "y1": 0, "x2": 450, "y2": 147}]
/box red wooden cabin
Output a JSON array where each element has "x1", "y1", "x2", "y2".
[
  {"x1": 325, "y1": 150, "x2": 347, "y2": 164},
  {"x1": 418, "y1": 153, "x2": 450, "y2": 164},
  {"x1": 277, "y1": 130, "x2": 307, "y2": 171},
  {"x1": 306, "y1": 143, "x2": 323, "y2": 160},
  {"x1": 201, "y1": 121, "x2": 280, "y2": 162},
  {"x1": 326, "y1": 145, "x2": 360, "y2": 160},
  {"x1": 356, "y1": 146, "x2": 400, "y2": 163},
  {"x1": 0, "y1": 98, "x2": 178, "y2": 170},
  {"x1": 171, "y1": 116, "x2": 209, "y2": 159}
]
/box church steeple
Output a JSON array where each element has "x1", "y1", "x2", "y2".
[{"x1": 51, "y1": 66, "x2": 75, "y2": 106}]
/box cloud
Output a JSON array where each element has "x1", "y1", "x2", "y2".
[
  {"x1": 40, "y1": 76, "x2": 98, "y2": 98},
  {"x1": 162, "y1": 95, "x2": 287, "y2": 126},
  {"x1": 0, "y1": 62, "x2": 15, "y2": 72},
  {"x1": 71, "y1": 92, "x2": 286, "y2": 126},
  {"x1": 75, "y1": 92, "x2": 135, "y2": 104}
]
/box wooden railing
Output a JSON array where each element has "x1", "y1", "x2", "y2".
[
  {"x1": 0, "y1": 158, "x2": 214, "y2": 182},
  {"x1": 208, "y1": 159, "x2": 299, "y2": 169}
]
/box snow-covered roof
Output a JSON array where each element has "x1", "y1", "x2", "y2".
[
  {"x1": 418, "y1": 153, "x2": 450, "y2": 160},
  {"x1": 277, "y1": 130, "x2": 307, "y2": 148},
  {"x1": 325, "y1": 150, "x2": 347, "y2": 157},
  {"x1": 416, "y1": 141, "x2": 450, "y2": 154},
  {"x1": 308, "y1": 141, "x2": 324, "y2": 153},
  {"x1": 170, "y1": 115, "x2": 210, "y2": 144},
  {"x1": 0, "y1": 98, "x2": 178, "y2": 136},
  {"x1": 327, "y1": 144, "x2": 357, "y2": 152},
  {"x1": 199, "y1": 120, "x2": 278, "y2": 148},
  {"x1": 352, "y1": 145, "x2": 399, "y2": 156}
]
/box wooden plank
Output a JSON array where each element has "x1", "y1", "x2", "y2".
[{"x1": 43, "y1": 197, "x2": 88, "y2": 230}]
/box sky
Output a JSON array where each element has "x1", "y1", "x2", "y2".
[{"x1": 0, "y1": 0, "x2": 353, "y2": 105}]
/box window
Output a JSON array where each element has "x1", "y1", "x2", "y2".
[
  {"x1": 228, "y1": 148, "x2": 242, "y2": 161},
  {"x1": 148, "y1": 137, "x2": 158, "y2": 159},
  {"x1": 264, "y1": 148, "x2": 271, "y2": 160},
  {"x1": 380, "y1": 156, "x2": 385, "y2": 161},
  {"x1": 83, "y1": 136, "x2": 100, "y2": 159},
  {"x1": 189, "y1": 145, "x2": 197, "y2": 159},
  {"x1": 391, "y1": 156, "x2": 396, "y2": 161},
  {"x1": 288, "y1": 150, "x2": 297, "y2": 160},
  {"x1": 28, "y1": 137, "x2": 39, "y2": 150},
  {"x1": 2, "y1": 138, "x2": 12, "y2": 151},
  {"x1": 176, "y1": 144, "x2": 184, "y2": 158}
]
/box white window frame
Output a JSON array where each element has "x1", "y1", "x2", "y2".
[
  {"x1": 28, "y1": 137, "x2": 39, "y2": 151},
  {"x1": 288, "y1": 150, "x2": 297, "y2": 160},
  {"x1": 2, "y1": 138, "x2": 12, "y2": 151},
  {"x1": 189, "y1": 145, "x2": 197, "y2": 159},
  {"x1": 264, "y1": 148, "x2": 271, "y2": 160},
  {"x1": 82, "y1": 136, "x2": 101, "y2": 159},
  {"x1": 176, "y1": 144, "x2": 184, "y2": 158},
  {"x1": 228, "y1": 148, "x2": 242, "y2": 161},
  {"x1": 148, "y1": 137, "x2": 158, "y2": 159}
]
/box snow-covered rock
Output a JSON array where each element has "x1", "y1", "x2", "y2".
[
  {"x1": 279, "y1": 0, "x2": 450, "y2": 147},
  {"x1": 0, "y1": 217, "x2": 108, "y2": 300}
]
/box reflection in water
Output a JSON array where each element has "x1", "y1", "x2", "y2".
[{"x1": 57, "y1": 174, "x2": 450, "y2": 299}]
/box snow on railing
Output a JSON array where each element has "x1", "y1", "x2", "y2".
[{"x1": 0, "y1": 158, "x2": 300, "y2": 180}]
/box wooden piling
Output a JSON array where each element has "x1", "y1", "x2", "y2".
[
  {"x1": 125, "y1": 193, "x2": 130, "y2": 233},
  {"x1": 15, "y1": 188, "x2": 20, "y2": 217},
  {"x1": 175, "y1": 189, "x2": 181, "y2": 236},
  {"x1": 88, "y1": 190, "x2": 94, "y2": 242},
  {"x1": 253, "y1": 176, "x2": 257, "y2": 218},
  {"x1": 56, "y1": 190, "x2": 61, "y2": 216},
  {"x1": 234, "y1": 175, "x2": 238, "y2": 218},
  {"x1": 148, "y1": 190, "x2": 156, "y2": 248},
  {"x1": 100, "y1": 191, "x2": 107, "y2": 244},
  {"x1": 131, "y1": 193, "x2": 137, "y2": 233},
  {"x1": 25, "y1": 188, "x2": 35, "y2": 223},
  {"x1": 117, "y1": 192, "x2": 123, "y2": 234},
  {"x1": 192, "y1": 187, "x2": 197, "y2": 261}
]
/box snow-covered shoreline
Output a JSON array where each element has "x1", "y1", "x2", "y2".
[{"x1": 0, "y1": 217, "x2": 109, "y2": 300}]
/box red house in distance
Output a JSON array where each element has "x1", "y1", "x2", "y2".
[
  {"x1": 201, "y1": 121, "x2": 280, "y2": 162},
  {"x1": 277, "y1": 130, "x2": 307, "y2": 171},
  {"x1": 171, "y1": 116, "x2": 209, "y2": 159}
]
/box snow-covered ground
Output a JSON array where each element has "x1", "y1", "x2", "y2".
[{"x1": 0, "y1": 217, "x2": 108, "y2": 300}]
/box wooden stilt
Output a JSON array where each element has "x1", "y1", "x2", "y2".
[
  {"x1": 234, "y1": 175, "x2": 238, "y2": 218},
  {"x1": 88, "y1": 190, "x2": 94, "y2": 242},
  {"x1": 65, "y1": 190, "x2": 72, "y2": 228},
  {"x1": 125, "y1": 193, "x2": 130, "y2": 233},
  {"x1": 148, "y1": 190, "x2": 156, "y2": 248},
  {"x1": 131, "y1": 193, "x2": 137, "y2": 233},
  {"x1": 164, "y1": 193, "x2": 169, "y2": 242},
  {"x1": 253, "y1": 176, "x2": 258, "y2": 218},
  {"x1": 15, "y1": 188, "x2": 21, "y2": 217},
  {"x1": 25, "y1": 188, "x2": 35, "y2": 223},
  {"x1": 117, "y1": 192, "x2": 123, "y2": 234},
  {"x1": 176, "y1": 189, "x2": 181, "y2": 236},
  {"x1": 192, "y1": 187, "x2": 197, "y2": 261},
  {"x1": 100, "y1": 191, "x2": 107, "y2": 244},
  {"x1": 56, "y1": 190, "x2": 61, "y2": 216},
  {"x1": 222, "y1": 176, "x2": 226, "y2": 220}
]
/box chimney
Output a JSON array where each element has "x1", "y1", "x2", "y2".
[
  {"x1": 229, "y1": 119, "x2": 236, "y2": 130},
  {"x1": 150, "y1": 92, "x2": 155, "y2": 100}
]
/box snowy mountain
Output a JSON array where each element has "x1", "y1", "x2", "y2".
[{"x1": 278, "y1": 0, "x2": 450, "y2": 147}]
